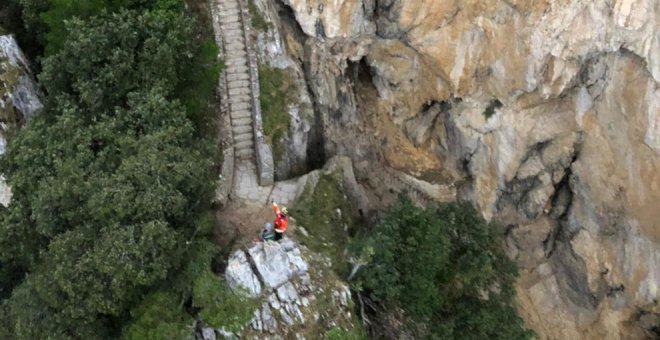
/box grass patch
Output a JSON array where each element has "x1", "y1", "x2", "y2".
[
  {"x1": 290, "y1": 174, "x2": 357, "y2": 277},
  {"x1": 483, "y1": 99, "x2": 503, "y2": 119},
  {"x1": 247, "y1": 0, "x2": 270, "y2": 31},
  {"x1": 325, "y1": 326, "x2": 368, "y2": 340},
  {"x1": 192, "y1": 270, "x2": 258, "y2": 332},
  {"x1": 259, "y1": 64, "x2": 295, "y2": 164}
]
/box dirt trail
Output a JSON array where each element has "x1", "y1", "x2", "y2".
[{"x1": 215, "y1": 200, "x2": 298, "y2": 251}]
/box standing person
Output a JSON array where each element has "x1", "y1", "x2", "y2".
[{"x1": 272, "y1": 201, "x2": 288, "y2": 241}]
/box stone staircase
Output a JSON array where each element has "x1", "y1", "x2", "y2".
[{"x1": 217, "y1": 0, "x2": 256, "y2": 164}]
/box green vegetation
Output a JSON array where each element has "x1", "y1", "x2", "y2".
[
  {"x1": 247, "y1": 0, "x2": 269, "y2": 31},
  {"x1": 123, "y1": 292, "x2": 192, "y2": 340},
  {"x1": 355, "y1": 198, "x2": 533, "y2": 339},
  {"x1": 483, "y1": 99, "x2": 503, "y2": 119},
  {"x1": 193, "y1": 270, "x2": 257, "y2": 332},
  {"x1": 325, "y1": 326, "x2": 368, "y2": 340},
  {"x1": 291, "y1": 174, "x2": 357, "y2": 276},
  {"x1": 258, "y1": 64, "x2": 294, "y2": 164},
  {"x1": 0, "y1": 1, "x2": 225, "y2": 338}
]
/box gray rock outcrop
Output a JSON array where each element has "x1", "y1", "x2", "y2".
[
  {"x1": 0, "y1": 34, "x2": 43, "y2": 207},
  {"x1": 222, "y1": 239, "x2": 356, "y2": 338}
]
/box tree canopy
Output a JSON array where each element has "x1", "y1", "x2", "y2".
[
  {"x1": 0, "y1": 2, "x2": 222, "y2": 338},
  {"x1": 356, "y1": 198, "x2": 533, "y2": 339}
]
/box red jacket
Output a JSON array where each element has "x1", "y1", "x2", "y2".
[{"x1": 272, "y1": 203, "x2": 287, "y2": 232}]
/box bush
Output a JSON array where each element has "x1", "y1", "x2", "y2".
[
  {"x1": 123, "y1": 292, "x2": 192, "y2": 340},
  {"x1": 356, "y1": 197, "x2": 533, "y2": 339},
  {"x1": 192, "y1": 270, "x2": 257, "y2": 332}
]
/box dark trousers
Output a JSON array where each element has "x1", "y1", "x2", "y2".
[{"x1": 274, "y1": 231, "x2": 283, "y2": 241}]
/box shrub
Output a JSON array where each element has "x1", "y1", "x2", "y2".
[
  {"x1": 192, "y1": 270, "x2": 257, "y2": 332},
  {"x1": 123, "y1": 292, "x2": 192, "y2": 340}
]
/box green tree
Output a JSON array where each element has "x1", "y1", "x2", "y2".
[
  {"x1": 123, "y1": 291, "x2": 192, "y2": 340},
  {"x1": 0, "y1": 5, "x2": 219, "y2": 338},
  {"x1": 357, "y1": 197, "x2": 532, "y2": 339}
]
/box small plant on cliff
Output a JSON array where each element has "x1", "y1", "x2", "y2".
[
  {"x1": 247, "y1": 0, "x2": 269, "y2": 31},
  {"x1": 483, "y1": 99, "x2": 503, "y2": 119},
  {"x1": 354, "y1": 197, "x2": 533, "y2": 339}
]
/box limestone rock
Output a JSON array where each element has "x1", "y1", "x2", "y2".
[
  {"x1": 224, "y1": 239, "x2": 357, "y2": 338},
  {"x1": 0, "y1": 34, "x2": 43, "y2": 207},
  {"x1": 280, "y1": 0, "x2": 375, "y2": 38},
  {"x1": 225, "y1": 250, "x2": 262, "y2": 298},
  {"x1": 201, "y1": 327, "x2": 216, "y2": 340}
]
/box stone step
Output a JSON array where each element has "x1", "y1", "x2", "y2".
[
  {"x1": 228, "y1": 79, "x2": 250, "y2": 88},
  {"x1": 233, "y1": 119, "x2": 252, "y2": 129},
  {"x1": 226, "y1": 65, "x2": 249, "y2": 74},
  {"x1": 228, "y1": 87, "x2": 251, "y2": 96},
  {"x1": 223, "y1": 30, "x2": 244, "y2": 41},
  {"x1": 219, "y1": 12, "x2": 240, "y2": 21},
  {"x1": 225, "y1": 55, "x2": 247, "y2": 63},
  {"x1": 225, "y1": 46, "x2": 247, "y2": 56},
  {"x1": 220, "y1": 13, "x2": 240, "y2": 22},
  {"x1": 235, "y1": 139, "x2": 254, "y2": 150},
  {"x1": 225, "y1": 41, "x2": 246, "y2": 51},
  {"x1": 234, "y1": 133, "x2": 253, "y2": 142},
  {"x1": 231, "y1": 110, "x2": 251, "y2": 120},
  {"x1": 231, "y1": 101, "x2": 251, "y2": 111},
  {"x1": 220, "y1": 2, "x2": 239, "y2": 11},
  {"x1": 221, "y1": 22, "x2": 242, "y2": 31},
  {"x1": 225, "y1": 58, "x2": 248, "y2": 67},
  {"x1": 231, "y1": 108, "x2": 252, "y2": 118},
  {"x1": 237, "y1": 150, "x2": 255, "y2": 161},
  {"x1": 232, "y1": 125, "x2": 252, "y2": 134},
  {"x1": 226, "y1": 50, "x2": 247, "y2": 59},
  {"x1": 229, "y1": 94, "x2": 251, "y2": 104},
  {"x1": 232, "y1": 116, "x2": 252, "y2": 126},
  {"x1": 226, "y1": 72, "x2": 250, "y2": 82}
]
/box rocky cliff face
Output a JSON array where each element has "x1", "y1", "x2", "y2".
[
  {"x1": 248, "y1": 0, "x2": 659, "y2": 338},
  {"x1": 0, "y1": 34, "x2": 43, "y2": 207}
]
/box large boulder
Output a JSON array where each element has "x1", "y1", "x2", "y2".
[{"x1": 222, "y1": 239, "x2": 356, "y2": 338}]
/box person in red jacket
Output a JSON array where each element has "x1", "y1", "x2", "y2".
[{"x1": 272, "y1": 201, "x2": 288, "y2": 241}]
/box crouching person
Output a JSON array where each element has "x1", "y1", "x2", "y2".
[{"x1": 259, "y1": 223, "x2": 275, "y2": 242}]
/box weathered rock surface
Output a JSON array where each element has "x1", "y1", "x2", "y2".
[
  {"x1": 0, "y1": 34, "x2": 43, "y2": 207},
  {"x1": 250, "y1": 0, "x2": 659, "y2": 338},
  {"x1": 222, "y1": 239, "x2": 356, "y2": 338}
]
